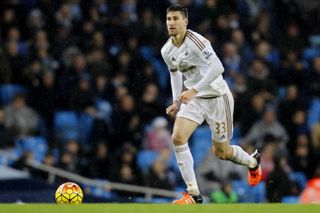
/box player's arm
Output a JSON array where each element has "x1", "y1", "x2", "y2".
[
  {"x1": 166, "y1": 70, "x2": 183, "y2": 117},
  {"x1": 179, "y1": 38, "x2": 224, "y2": 104},
  {"x1": 161, "y1": 51, "x2": 182, "y2": 116},
  {"x1": 170, "y1": 69, "x2": 183, "y2": 103},
  {"x1": 192, "y1": 43, "x2": 224, "y2": 92}
]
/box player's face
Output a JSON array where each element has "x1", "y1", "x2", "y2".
[{"x1": 166, "y1": 11, "x2": 188, "y2": 36}]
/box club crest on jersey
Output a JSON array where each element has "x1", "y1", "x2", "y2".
[{"x1": 179, "y1": 61, "x2": 189, "y2": 72}]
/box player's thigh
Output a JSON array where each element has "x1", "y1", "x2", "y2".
[
  {"x1": 172, "y1": 117, "x2": 199, "y2": 144},
  {"x1": 207, "y1": 93, "x2": 234, "y2": 142}
]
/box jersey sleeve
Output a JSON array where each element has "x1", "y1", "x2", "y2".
[
  {"x1": 161, "y1": 45, "x2": 182, "y2": 101},
  {"x1": 161, "y1": 46, "x2": 177, "y2": 72},
  {"x1": 186, "y1": 32, "x2": 224, "y2": 92},
  {"x1": 187, "y1": 35, "x2": 217, "y2": 65}
]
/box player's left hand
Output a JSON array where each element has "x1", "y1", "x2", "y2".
[{"x1": 178, "y1": 88, "x2": 198, "y2": 104}]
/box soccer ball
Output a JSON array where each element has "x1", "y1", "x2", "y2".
[{"x1": 55, "y1": 182, "x2": 83, "y2": 204}]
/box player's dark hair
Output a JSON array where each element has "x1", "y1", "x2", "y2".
[{"x1": 166, "y1": 5, "x2": 188, "y2": 18}]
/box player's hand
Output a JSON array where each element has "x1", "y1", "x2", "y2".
[
  {"x1": 178, "y1": 88, "x2": 198, "y2": 104},
  {"x1": 166, "y1": 100, "x2": 180, "y2": 117}
]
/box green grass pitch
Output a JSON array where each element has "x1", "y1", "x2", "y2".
[{"x1": 0, "y1": 204, "x2": 320, "y2": 213}]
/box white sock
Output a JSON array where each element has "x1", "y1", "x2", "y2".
[
  {"x1": 174, "y1": 143, "x2": 200, "y2": 195},
  {"x1": 230, "y1": 145, "x2": 257, "y2": 169}
]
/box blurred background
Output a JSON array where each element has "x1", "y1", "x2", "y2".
[{"x1": 0, "y1": 0, "x2": 320, "y2": 204}]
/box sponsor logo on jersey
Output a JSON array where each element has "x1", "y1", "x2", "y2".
[{"x1": 203, "y1": 50, "x2": 213, "y2": 59}]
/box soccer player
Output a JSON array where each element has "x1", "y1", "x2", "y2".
[{"x1": 161, "y1": 5, "x2": 262, "y2": 204}]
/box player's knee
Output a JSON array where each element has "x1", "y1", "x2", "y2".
[{"x1": 172, "y1": 133, "x2": 187, "y2": 146}]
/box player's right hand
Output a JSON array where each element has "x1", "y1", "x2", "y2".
[{"x1": 166, "y1": 100, "x2": 180, "y2": 117}]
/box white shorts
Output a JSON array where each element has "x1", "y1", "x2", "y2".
[{"x1": 176, "y1": 91, "x2": 234, "y2": 142}]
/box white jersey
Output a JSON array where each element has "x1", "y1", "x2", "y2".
[{"x1": 161, "y1": 29, "x2": 229, "y2": 98}]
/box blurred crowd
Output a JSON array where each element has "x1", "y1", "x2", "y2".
[{"x1": 0, "y1": 0, "x2": 320, "y2": 203}]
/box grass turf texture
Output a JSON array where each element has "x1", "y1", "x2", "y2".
[{"x1": 0, "y1": 204, "x2": 320, "y2": 213}]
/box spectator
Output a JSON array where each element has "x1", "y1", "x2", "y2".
[
  {"x1": 259, "y1": 136, "x2": 277, "y2": 181},
  {"x1": 276, "y1": 51, "x2": 306, "y2": 88},
  {"x1": 300, "y1": 167, "x2": 320, "y2": 204},
  {"x1": 311, "y1": 122, "x2": 320, "y2": 150},
  {"x1": 286, "y1": 110, "x2": 309, "y2": 154},
  {"x1": 0, "y1": 51, "x2": 12, "y2": 84},
  {"x1": 197, "y1": 149, "x2": 247, "y2": 196},
  {"x1": 231, "y1": 29, "x2": 254, "y2": 64},
  {"x1": 307, "y1": 57, "x2": 320, "y2": 98},
  {"x1": 32, "y1": 152, "x2": 56, "y2": 180},
  {"x1": 243, "y1": 105, "x2": 289, "y2": 153},
  {"x1": 5, "y1": 93, "x2": 39, "y2": 137},
  {"x1": 280, "y1": 22, "x2": 305, "y2": 53},
  {"x1": 289, "y1": 134, "x2": 316, "y2": 178},
  {"x1": 86, "y1": 141, "x2": 113, "y2": 179},
  {"x1": 222, "y1": 42, "x2": 246, "y2": 75},
  {"x1": 0, "y1": 107, "x2": 14, "y2": 148},
  {"x1": 143, "y1": 116, "x2": 171, "y2": 151},
  {"x1": 4, "y1": 41, "x2": 25, "y2": 84},
  {"x1": 247, "y1": 59, "x2": 277, "y2": 100},
  {"x1": 28, "y1": 71, "x2": 57, "y2": 132},
  {"x1": 278, "y1": 85, "x2": 304, "y2": 135},
  {"x1": 266, "y1": 156, "x2": 296, "y2": 202},
  {"x1": 138, "y1": 83, "x2": 166, "y2": 124},
  {"x1": 112, "y1": 94, "x2": 143, "y2": 148},
  {"x1": 145, "y1": 157, "x2": 174, "y2": 190},
  {"x1": 238, "y1": 93, "x2": 266, "y2": 136},
  {"x1": 210, "y1": 181, "x2": 238, "y2": 203},
  {"x1": 69, "y1": 73, "x2": 95, "y2": 112}
]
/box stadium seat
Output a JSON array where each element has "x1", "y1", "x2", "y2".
[
  {"x1": 266, "y1": 50, "x2": 280, "y2": 68},
  {"x1": 0, "y1": 147, "x2": 23, "y2": 166},
  {"x1": 139, "y1": 46, "x2": 169, "y2": 91},
  {"x1": 307, "y1": 98, "x2": 320, "y2": 129},
  {"x1": 281, "y1": 196, "x2": 299, "y2": 203},
  {"x1": 0, "y1": 84, "x2": 25, "y2": 105},
  {"x1": 54, "y1": 111, "x2": 80, "y2": 142},
  {"x1": 289, "y1": 172, "x2": 307, "y2": 190},
  {"x1": 19, "y1": 136, "x2": 48, "y2": 162},
  {"x1": 277, "y1": 86, "x2": 286, "y2": 101},
  {"x1": 139, "y1": 46, "x2": 155, "y2": 61},
  {"x1": 251, "y1": 181, "x2": 266, "y2": 203},
  {"x1": 303, "y1": 47, "x2": 320, "y2": 62},
  {"x1": 232, "y1": 180, "x2": 251, "y2": 202},
  {"x1": 231, "y1": 180, "x2": 266, "y2": 203},
  {"x1": 230, "y1": 126, "x2": 241, "y2": 145},
  {"x1": 78, "y1": 113, "x2": 94, "y2": 144},
  {"x1": 137, "y1": 150, "x2": 159, "y2": 174},
  {"x1": 83, "y1": 180, "x2": 114, "y2": 199},
  {"x1": 0, "y1": 156, "x2": 4, "y2": 165}
]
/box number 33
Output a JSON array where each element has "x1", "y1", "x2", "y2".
[{"x1": 215, "y1": 122, "x2": 226, "y2": 134}]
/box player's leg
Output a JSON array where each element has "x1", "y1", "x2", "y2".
[
  {"x1": 171, "y1": 117, "x2": 203, "y2": 204},
  {"x1": 172, "y1": 99, "x2": 205, "y2": 204},
  {"x1": 212, "y1": 140, "x2": 261, "y2": 186},
  {"x1": 208, "y1": 92, "x2": 262, "y2": 186},
  {"x1": 212, "y1": 140, "x2": 257, "y2": 168}
]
